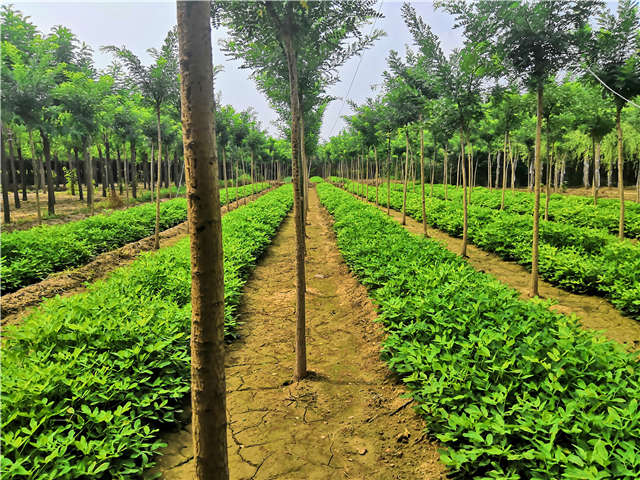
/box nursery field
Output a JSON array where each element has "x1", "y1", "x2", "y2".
[
  {"x1": 3, "y1": 1, "x2": 640, "y2": 479},
  {"x1": 339, "y1": 179, "x2": 640, "y2": 319}
]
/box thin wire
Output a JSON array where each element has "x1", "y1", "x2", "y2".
[
  {"x1": 327, "y1": 0, "x2": 384, "y2": 137},
  {"x1": 584, "y1": 65, "x2": 640, "y2": 109}
]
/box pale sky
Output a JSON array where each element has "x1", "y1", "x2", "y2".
[{"x1": 9, "y1": 1, "x2": 464, "y2": 140}]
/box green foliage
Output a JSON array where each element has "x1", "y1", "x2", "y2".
[
  {"x1": 318, "y1": 182, "x2": 640, "y2": 479},
  {"x1": 342, "y1": 180, "x2": 640, "y2": 318},
  {"x1": 0, "y1": 184, "x2": 269, "y2": 293},
  {"x1": 0, "y1": 186, "x2": 293, "y2": 480}
]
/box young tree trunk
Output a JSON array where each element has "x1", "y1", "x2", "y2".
[
  {"x1": 176, "y1": 3, "x2": 229, "y2": 478},
  {"x1": 150, "y1": 140, "x2": 155, "y2": 202},
  {"x1": 430, "y1": 145, "x2": 435, "y2": 198},
  {"x1": 374, "y1": 145, "x2": 379, "y2": 206},
  {"x1": 222, "y1": 148, "x2": 229, "y2": 206},
  {"x1": 154, "y1": 108, "x2": 163, "y2": 250},
  {"x1": 530, "y1": 84, "x2": 543, "y2": 297},
  {"x1": 494, "y1": 150, "x2": 501, "y2": 193},
  {"x1": 300, "y1": 116, "x2": 309, "y2": 219},
  {"x1": 98, "y1": 146, "x2": 107, "y2": 198},
  {"x1": 501, "y1": 132, "x2": 508, "y2": 210},
  {"x1": 401, "y1": 127, "x2": 410, "y2": 225},
  {"x1": 19, "y1": 146, "x2": 27, "y2": 201},
  {"x1": 28, "y1": 130, "x2": 42, "y2": 224},
  {"x1": 279, "y1": 13, "x2": 307, "y2": 380},
  {"x1": 456, "y1": 151, "x2": 460, "y2": 189},
  {"x1": 544, "y1": 129, "x2": 551, "y2": 221},
  {"x1": 419, "y1": 121, "x2": 427, "y2": 236},
  {"x1": 583, "y1": 155, "x2": 590, "y2": 189},
  {"x1": 365, "y1": 152, "x2": 370, "y2": 200},
  {"x1": 124, "y1": 147, "x2": 130, "y2": 205},
  {"x1": 593, "y1": 139, "x2": 600, "y2": 207},
  {"x1": 488, "y1": 151, "x2": 492, "y2": 191},
  {"x1": 7, "y1": 129, "x2": 20, "y2": 208},
  {"x1": 84, "y1": 140, "x2": 94, "y2": 216},
  {"x1": 1, "y1": 126, "x2": 11, "y2": 223},
  {"x1": 40, "y1": 130, "x2": 56, "y2": 215},
  {"x1": 116, "y1": 147, "x2": 123, "y2": 195},
  {"x1": 460, "y1": 127, "x2": 469, "y2": 257},
  {"x1": 616, "y1": 106, "x2": 625, "y2": 239},
  {"x1": 444, "y1": 145, "x2": 449, "y2": 201},
  {"x1": 387, "y1": 135, "x2": 391, "y2": 215},
  {"x1": 131, "y1": 140, "x2": 137, "y2": 199}
]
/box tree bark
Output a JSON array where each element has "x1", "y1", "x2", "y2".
[
  {"x1": 444, "y1": 145, "x2": 449, "y2": 201},
  {"x1": 278, "y1": 9, "x2": 307, "y2": 380},
  {"x1": 85, "y1": 139, "x2": 94, "y2": 216},
  {"x1": 176, "y1": 3, "x2": 229, "y2": 478},
  {"x1": 131, "y1": 140, "x2": 137, "y2": 199},
  {"x1": 593, "y1": 139, "x2": 600, "y2": 207},
  {"x1": 419, "y1": 121, "x2": 427, "y2": 236},
  {"x1": 1, "y1": 126, "x2": 11, "y2": 223},
  {"x1": 616, "y1": 106, "x2": 625, "y2": 239},
  {"x1": 40, "y1": 129, "x2": 56, "y2": 215},
  {"x1": 28, "y1": 130, "x2": 42, "y2": 224},
  {"x1": 487, "y1": 151, "x2": 492, "y2": 191},
  {"x1": 154, "y1": 108, "x2": 163, "y2": 250},
  {"x1": 374, "y1": 145, "x2": 379, "y2": 206},
  {"x1": 460, "y1": 127, "x2": 469, "y2": 257},
  {"x1": 7, "y1": 129, "x2": 20, "y2": 208},
  {"x1": 401, "y1": 126, "x2": 409, "y2": 225},
  {"x1": 501, "y1": 131, "x2": 507, "y2": 210},
  {"x1": 19, "y1": 145, "x2": 27, "y2": 201},
  {"x1": 530, "y1": 84, "x2": 543, "y2": 297}
]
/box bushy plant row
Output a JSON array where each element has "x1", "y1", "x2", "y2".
[
  {"x1": 317, "y1": 182, "x2": 640, "y2": 479},
  {"x1": 342, "y1": 181, "x2": 640, "y2": 319},
  {"x1": 383, "y1": 182, "x2": 640, "y2": 239},
  {"x1": 1, "y1": 183, "x2": 269, "y2": 293},
  {"x1": 0, "y1": 186, "x2": 293, "y2": 480}
]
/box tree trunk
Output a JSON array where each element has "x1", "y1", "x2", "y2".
[
  {"x1": 401, "y1": 127, "x2": 409, "y2": 225},
  {"x1": 419, "y1": 121, "x2": 427, "y2": 236},
  {"x1": 116, "y1": 147, "x2": 123, "y2": 195},
  {"x1": 176, "y1": 3, "x2": 229, "y2": 478},
  {"x1": 223, "y1": 148, "x2": 229, "y2": 206},
  {"x1": 98, "y1": 146, "x2": 107, "y2": 198},
  {"x1": 530, "y1": 84, "x2": 543, "y2": 297},
  {"x1": 7, "y1": 129, "x2": 20, "y2": 208},
  {"x1": 374, "y1": 145, "x2": 379, "y2": 206},
  {"x1": 40, "y1": 129, "x2": 56, "y2": 215},
  {"x1": 616, "y1": 106, "x2": 624, "y2": 239},
  {"x1": 85, "y1": 140, "x2": 94, "y2": 216},
  {"x1": 501, "y1": 132, "x2": 508, "y2": 210},
  {"x1": 387, "y1": 135, "x2": 391, "y2": 215},
  {"x1": 495, "y1": 150, "x2": 501, "y2": 193},
  {"x1": 544, "y1": 129, "x2": 551, "y2": 221},
  {"x1": 300, "y1": 115, "x2": 309, "y2": 219},
  {"x1": 460, "y1": 127, "x2": 469, "y2": 257},
  {"x1": 154, "y1": 108, "x2": 163, "y2": 250},
  {"x1": 444, "y1": 145, "x2": 449, "y2": 201},
  {"x1": 1, "y1": 126, "x2": 11, "y2": 223},
  {"x1": 124, "y1": 145, "x2": 130, "y2": 205},
  {"x1": 150, "y1": 140, "x2": 155, "y2": 202},
  {"x1": 131, "y1": 140, "x2": 137, "y2": 199},
  {"x1": 583, "y1": 155, "x2": 590, "y2": 189},
  {"x1": 279, "y1": 14, "x2": 307, "y2": 380},
  {"x1": 19, "y1": 146, "x2": 27, "y2": 201},
  {"x1": 28, "y1": 130, "x2": 42, "y2": 224},
  {"x1": 488, "y1": 151, "x2": 492, "y2": 191},
  {"x1": 593, "y1": 139, "x2": 600, "y2": 206}
]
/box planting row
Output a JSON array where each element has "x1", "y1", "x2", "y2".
[
  {"x1": 341, "y1": 180, "x2": 640, "y2": 319},
  {"x1": 1, "y1": 183, "x2": 269, "y2": 293},
  {"x1": 0, "y1": 186, "x2": 293, "y2": 480},
  {"x1": 317, "y1": 182, "x2": 640, "y2": 479},
  {"x1": 383, "y1": 181, "x2": 640, "y2": 239}
]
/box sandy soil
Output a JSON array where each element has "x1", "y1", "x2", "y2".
[
  {"x1": 151, "y1": 187, "x2": 447, "y2": 480},
  {"x1": 0, "y1": 189, "x2": 274, "y2": 328},
  {"x1": 353, "y1": 190, "x2": 640, "y2": 353}
]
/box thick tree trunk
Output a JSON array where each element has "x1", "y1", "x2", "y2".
[
  {"x1": 583, "y1": 155, "x2": 590, "y2": 189},
  {"x1": 154, "y1": 108, "x2": 163, "y2": 250},
  {"x1": 419, "y1": 122, "x2": 427, "y2": 236},
  {"x1": 176, "y1": 3, "x2": 229, "y2": 478},
  {"x1": 280, "y1": 16, "x2": 307, "y2": 381},
  {"x1": 530, "y1": 84, "x2": 543, "y2": 297},
  {"x1": 28, "y1": 130, "x2": 42, "y2": 224},
  {"x1": 460, "y1": 127, "x2": 469, "y2": 257},
  {"x1": 616, "y1": 106, "x2": 624, "y2": 239},
  {"x1": 401, "y1": 127, "x2": 409, "y2": 225}
]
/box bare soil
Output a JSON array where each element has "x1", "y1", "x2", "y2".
[
  {"x1": 357, "y1": 190, "x2": 640, "y2": 353},
  {"x1": 0, "y1": 189, "x2": 273, "y2": 328},
  {"x1": 1, "y1": 185, "x2": 173, "y2": 233},
  {"x1": 151, "y1": 187, "x2": 447, "y2": 480}
]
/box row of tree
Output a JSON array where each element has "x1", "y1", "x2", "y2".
[
  {"x1": 0, "y1": 5, "x2": 294, "y2": 231},
  {"x1": 321, "y1": 0, "x2": 639, "y2": 302}
]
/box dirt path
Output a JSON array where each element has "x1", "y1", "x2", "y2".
[
  {"x1": 1, "y1": 189, "x2": 274, "y2": 327},
  {"x1": 354, "y1": 190, "x2": 640, "y2": 352},
  {"x1": 153, "y1": 187, "x2": 446, "y2": 480}
]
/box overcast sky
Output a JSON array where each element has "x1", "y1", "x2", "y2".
[{"x1": 11, "y1": 1, "x2": 464, "y2": 140}]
